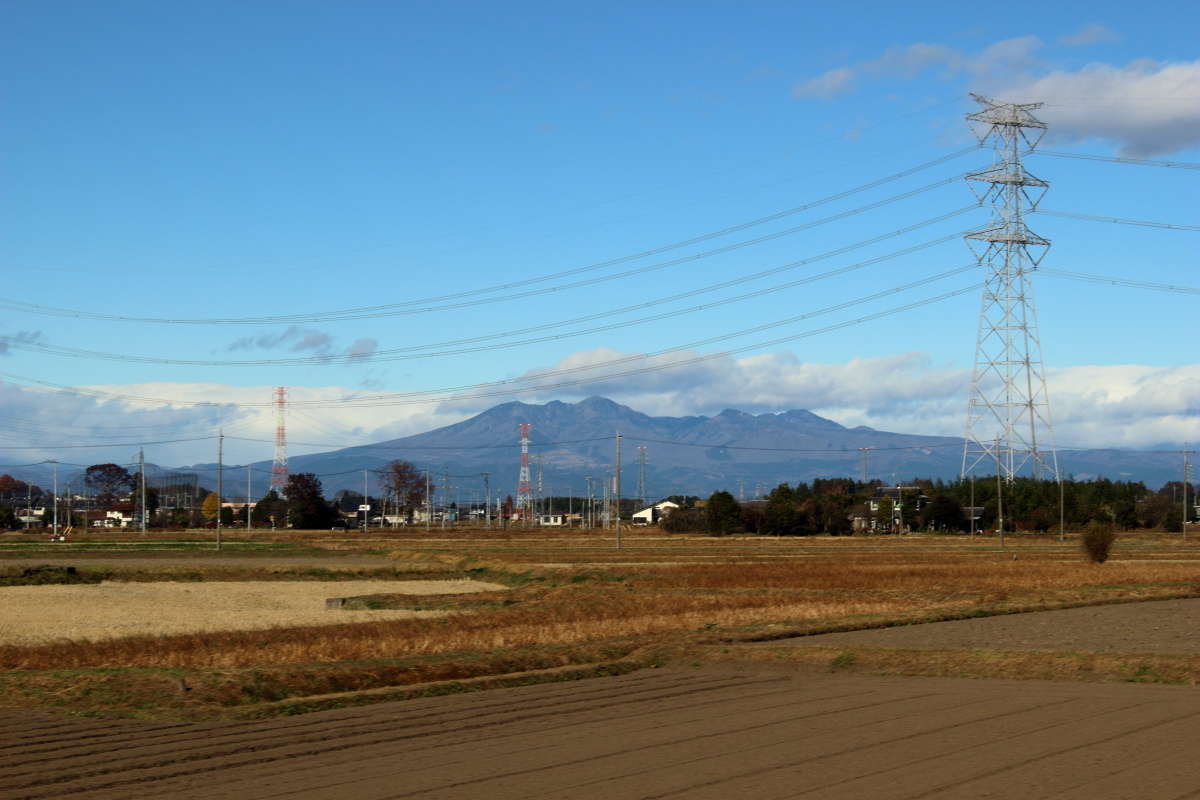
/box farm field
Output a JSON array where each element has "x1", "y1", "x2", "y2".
[
  {"x1": 6, "y1": 666, "x2": 1200, "y2": 799},
  {"x1": 0, "y1": 579, "x2": 503, "y2": 645},
  {"x1": 2, "y1": 527, "x2": 1200, "y2": 721}
]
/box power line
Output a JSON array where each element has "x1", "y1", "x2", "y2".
[
  {"x1": 225, "y1": 435, "x2": 616, "y2": 451},
  {"x1": 0, "y1": 435, "x2": 219, "y2": 450},
  {"x1": 268, "y1": 211, "x2": 973, "y2": 361},
  {"x1": 0, "y1": 147, "x2": 981, "y2": 326},
  {"x1": 1034, "y1": 209, "x2": 1200, "y2": 232},
  {"x1": 1037, "y1": 150, "x2": 1200, "y2": 171},
  {"x1": 0, "y1": 268, "x2": 980, "y2": 411},
  {"x1": 623, "y1": 436, "x2": 964, "y2": 453},
  {"x1": 0, "y1": 171, "x2": 974, "y2": 327},
  {"x1": 1, "y1": 215, "x2": 975, "y2": 367},
  {"x1": 1039, "y1": 269, "x2": 1200, "y2": 295}
]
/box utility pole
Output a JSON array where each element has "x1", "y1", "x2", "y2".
[
  {"x1": 585, "y1": 476, "x2": 594, "y2": 529},
  {"x1": 636, "y1": 446, "x2": 647, "y2": 509},
  {"x1": 615, "y1": 433, "x2": 622, "y2": 549},
  {"x1": 247, "y1": 465, "x2": 252, "y2": 531},
  {"x1": 363, "y1": 469, "x2": 370, "y2": 533},
  {"x1": 602, "y1": 477, "x2": 610, "y2": 529},
  {"x1": 1059, "y1": 477, "x2": 1065, "y2": 542},
  {"x1": 994, "y1": 436, "x2": 1003, "y2": 548},
  {"x1": 216, "y1": 430, "x2": 223, "y2": 551},
  {"x1": 970, "y1": 474, "x2": 976, "y2": 536},
  {"x1": 483, "y1": 472, "x2": 491, "y2": 528},
  {"x1": 535, "y1": 453, "x2": 544, "y2": 521},
  {"x1": 1184, "y1": 449, "x2": 1193, "y2": 539},
  {"x1": 51, "y1": 461, "x2": 59, "y2": 539},
  {"x1": 441, "y1": 473, "x2": 449, "y2": 529},
  {"x1": 425, "y1": 471, "x2": 432, "y2": 532},
  {"x1": 138, "y1": 448, "x2": 147, "y2": 534}
]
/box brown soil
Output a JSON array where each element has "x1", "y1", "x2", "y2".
[
  {"x1": 5, "y1": 666, "x2": 1200, "y2": 799},
  {"x1": 767, "y1": 597, "x2": 1200, "y2": 654}
]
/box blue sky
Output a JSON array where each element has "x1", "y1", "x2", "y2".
[{"x1": 0, "y1": 1, "x2": 1196, "y2": 465}]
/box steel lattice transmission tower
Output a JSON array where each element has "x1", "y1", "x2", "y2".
[
  {"x1": 516, "y1": 423, "x2": 533, "y2": 519},
  {"x1": 270, "y1": 386, "x2": 289, "y2": 495},
  {"x1": 961, "y1": 94, "x2": 1059, "y2": 481}
]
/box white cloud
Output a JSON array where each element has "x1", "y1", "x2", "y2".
[
  {"x1": 1060, "y1": 23, "x2": 1119, "y2": 47},
  {"x1": 999, "y1": 60, "x2": 1200, "y2": 156},
  {"x1": 792, "y1": 32, "x2": 1200, "y2": 155},
  {"x1": 1, "y1": 354, "x2": 1194, "y2": 469},
  {"x1": 0, "y1": 380, "x2": 468, "y2": 468},
  {"x1": 504, "y1": 347, "x2": 1199, "y2": 450},
  {"x1": 792, "y1": 67, "x2": 854, "y2": 99},
  {"x1": 792, "y1": 36, "x2": 1043, "y2": 99}
]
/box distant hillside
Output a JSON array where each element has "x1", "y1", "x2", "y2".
[
  {"x1": 190, "y1": 397, "x2": 1184, "y2": 498},
  {"x1": 3, "y1": 397, "x2": 1181, "y2": 498}
]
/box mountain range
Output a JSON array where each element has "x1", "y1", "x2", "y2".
[
  {"x1": 4, "y1": 397, "x2": 1184, "y2": 500},
  {"x1": 196, "y1": 397, "x2": 1188, "y2": 498}
]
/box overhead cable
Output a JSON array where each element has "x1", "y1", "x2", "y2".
[
  {"x1": 1038, "y1": 269, "x2": 1200, "y2": 295},
  {"x1": 0, "y1": 170, "x2": 975, "y2": 326},
  {"x1": 1, "y1": 214, "x2": 976, "y2": 367},
  {"x1": 1036, "y1": 150, "x2": 1200, "y2": 171},
  {"x1": 0, "y1": 270, "x2": 979, "y2": 411},
  {"x1": 1034, "y1": 209, "x2": 1200, "y2": 232}
]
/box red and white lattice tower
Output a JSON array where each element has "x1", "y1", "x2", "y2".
[
  {"x1": 270, "y1": 386, "x2": 289, "y2": 496},
  {"x1": 516, "y1": 423, "x2": 532, "y2": 518}
]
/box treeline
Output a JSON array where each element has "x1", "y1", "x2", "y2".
[{"x1": 655, "y1": 477, "x2": 1196, "y2": 536}]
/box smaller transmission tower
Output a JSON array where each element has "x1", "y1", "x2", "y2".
[
  {"x1": 270, "y1": 387, "x2": 289, "y2": 495},
  {"x1": 636, "y1": 446, "x2": 647, "y2": 508},
  {"x1": 516, "y1": 423, "x2": 532, "y2": 520},
  {"x1": 961, "y1": 94, "x2": 1059, "y2": 482}
]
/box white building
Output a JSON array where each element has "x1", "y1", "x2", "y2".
[{"x1": 631, "y1": 500, "x2": 680, "y2": 525}]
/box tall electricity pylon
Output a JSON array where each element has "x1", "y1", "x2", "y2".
[
  {"x1": 517, "y1": 423, "x2": 533, "y2": 519},
  {"x1": 961, "y1": 94, "x2": 1059, "y2": 482},
  {"x1": 270, "y1": 386, "x2": 289, "y2": 495}
]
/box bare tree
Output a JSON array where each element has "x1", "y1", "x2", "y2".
[{"x1": 383, "y1": 460, "x2": 425, "y2": 518}]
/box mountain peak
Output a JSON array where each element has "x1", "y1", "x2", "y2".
[{"x1": 577, "y1": 396, "x2": 620, "y2": 410}]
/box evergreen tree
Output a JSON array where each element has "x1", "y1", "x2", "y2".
[{"x1": 705, "y1": 491, "x2": 743, "y2": 536}]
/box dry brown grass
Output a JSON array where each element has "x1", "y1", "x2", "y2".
[
  {"x1": 5, "y1": 547, "x2": 1200, "y2": 671},
  {"x1": 6, "y1": 532, "x2": 1200, "y2": 717},
  {"x1": 709, "y1": 645, "x2": 1200, "y2": 686}
]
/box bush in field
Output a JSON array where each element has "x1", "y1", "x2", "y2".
[
  {"x1": 705, "y1": 491, "x2": 743, "y2": 536},
  {"x1": 1081, "y1": 520, "x2": 1117, "y2": 563},
  {"x1": 659, "y1": 507, "x2": 705, "y2": 533}
]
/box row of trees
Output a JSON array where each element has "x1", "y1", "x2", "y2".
[{"x1": 656, "y1": 477, "x2": 1196, "y2": 536}]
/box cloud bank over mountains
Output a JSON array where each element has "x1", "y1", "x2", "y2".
[
  {"x1": 1, "y1": 348, "x2": 1194, "y2": 467},
  {"x1": 792, "y1": 30, "x2": 1200, "y2": 156}
]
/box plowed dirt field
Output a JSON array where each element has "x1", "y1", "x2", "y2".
[{"x1": 5, "y1": 666, "x2": 1200, "y2": 799}]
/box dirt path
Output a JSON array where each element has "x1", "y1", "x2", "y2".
[
  {"x1": 4, "y1": 667, "x2": 1200, "y2": 799},
  {"x1": 767, "y1": 597, "x2": 1200, "y2": 654},
  {"x1": 0, "y1": 579, "x2": 505, "y2": 644}
]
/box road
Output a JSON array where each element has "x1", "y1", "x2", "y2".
[{"x1": 4, "y1": 666, "x2": 1200, "y2": 799}]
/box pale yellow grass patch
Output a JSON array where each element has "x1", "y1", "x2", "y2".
[{"x1": 0, "y1": 579, "x2": 505, "y2": 645}]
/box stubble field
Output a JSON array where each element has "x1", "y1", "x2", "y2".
[{"x1": 2, "y1": 526, "x2": 1200, "y2": 720}]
